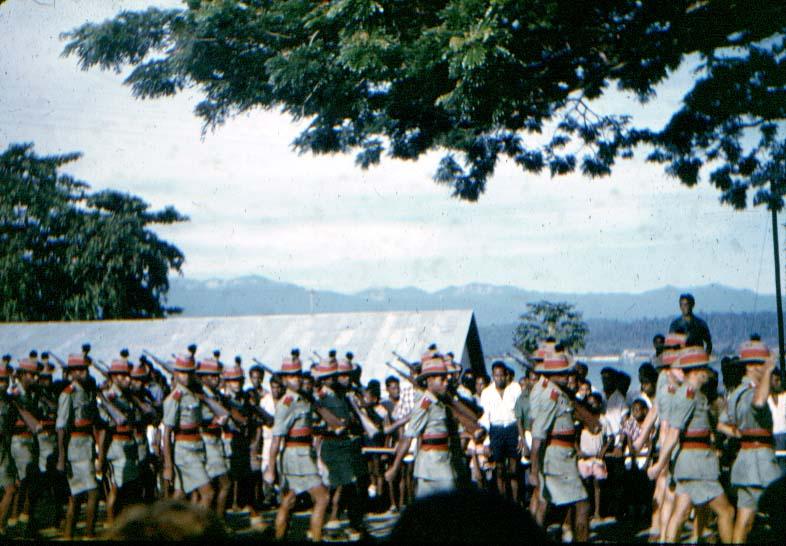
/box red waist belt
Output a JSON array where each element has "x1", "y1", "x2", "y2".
[
  {"x1": 222, "y1": 431, "x2": 235, "y2": 440},
  {"x1": 202, "y1": 425, "x2": 222, "y2": 438},
  {"x1": 72, "y1": 418, "x2": 95, "y2": 437},
  {"x1": 12, "y1": 420, "x2": 31, "y2": 437},
  {"x1": 547, "y1": 429, "x2": 576, "y2": 448},
  {"x1": 286, "y1": 427, "x2": 313, "y2": 447},
  {"x1": 682, "y1": 430, "x2": 711, "y2": 449},
  {"x1": 421, "y1": 433, "x2": 449, "y2": 451},
  {"x1": 175, "y1": 424, "x2": 201, "y2": 442},
  {"x1": 740, "y1": 428, "x2": 773, "y2": 449}
]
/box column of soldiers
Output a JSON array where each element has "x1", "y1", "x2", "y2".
[{"x1": 1, "y1": 335, "x2": 783, "y2": 542}]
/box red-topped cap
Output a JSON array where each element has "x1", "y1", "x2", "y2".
[
  {"x1": 280, "y1": 357, "x2": 302, "y2": 375},
  {"x1": 196, "y1": 357, "x2": 222, "y2": 375}
]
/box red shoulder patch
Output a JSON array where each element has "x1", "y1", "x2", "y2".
[
  {"x1": 63, "y1": 385, "x2": 74, "y2": 395},
  {"x1": 667, "y1": 385, "x2": 676, "y2": 394},
  {"x1": 172, "y1": 390, "x2": 182, "y2": 401},
  {"x1": 419, "y1": 397, "x2": 432, "y2": 410},
  {"x1": 541, "y1": 378, "x2": 548, "y2": 387},
  {"x1": 550, "y1": 389, "x2": 559, "y2": 401},
  {"x1": 283, "y1": 395, "x2": 293, "y2": 407},
  {"x1": 686, "y1": 387, "x2": 695, "y2": 400},
  {"x1": 106, "y1": 392, "x2": 116, "y2": 400}
]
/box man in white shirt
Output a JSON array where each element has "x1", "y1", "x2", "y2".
[
  {"x1": 768, "y1": 371, "x2": 786, "y2": 473},
  {"x1": 600, "y1": 367, "x2": 629, "y2": 521},
  {"x1": 479, "y1": 361, "x2": 522, "y2": 502}
]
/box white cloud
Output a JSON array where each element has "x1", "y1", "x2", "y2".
[{"x1": 0, "y1": 0, "x2": 779, "y2": 296}]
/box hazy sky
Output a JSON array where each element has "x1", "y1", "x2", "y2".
[{"x1": 0, "y1": 0, "x2": 778, "y2": 295}]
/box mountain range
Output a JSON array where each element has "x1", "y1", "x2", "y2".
[
  {"x1": 167, "y1": 275, "x2": 777, "y2": 325},
  {"x1": 165, "y1": 276, "x2": 780, "y2": 355}
]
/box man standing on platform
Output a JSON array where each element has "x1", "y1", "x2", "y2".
[{"x1": 669, "y1": 294, "x2": 712, "y2": 355}]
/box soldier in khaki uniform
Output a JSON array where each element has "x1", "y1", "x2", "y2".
[
  {"x1": 385, "y1": 357, "x2": 465, "y2": 498},
  {"x1": 162, "y1": 355, "x2": 214, "y2": 508},
  {"x1": 648, "y1": 346, "x2": 735, "y2": 543},
  {"x1": 0, "y1": 361, "x2": 19, "y2": 537},
  {"x1": 56, "y1": 354, "x2": 99, "y2": 539},
  {"x1": 97, "y1": 359, "x2": 139, "y2": 524},
  {"x1": 638, "y1": 332, "x2": 686, "y2": 542},
  {"x1": 529, "y1": 352, "x2": 590, "y2": 542},
  {"x1": 721, "y1": 338, "x2": 782, "y2": 542},
  {"x1": 9, "y1": 356, "x2": 40, "y2": 526},
  {"x1": 129, "y1": 360, "x2": 160, "y2": 504},
  {"x1": 265, "y1": 356, "x2": 330, "y2": 541},
  {"x1": 195, "y1": 357, "x2": 231, "y2": 516}
]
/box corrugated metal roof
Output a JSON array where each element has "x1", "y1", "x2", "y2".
[{"x1": 0, "y1": 310, "x2": 481, "y2": 384}]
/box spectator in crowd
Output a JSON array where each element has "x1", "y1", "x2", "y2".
[
  {"x1": 576, "y1": 379, "x2": 592, "y2": 401},
  {"x1": 578, "y1": 393, "x2": 608, "y2": 521},
  {"x1": 104, "y1": 499, "x2": 228, "y2": 541},
  {"x1": 653, "y1": 333, "x2": 665, "y2": 357},
  {"x1": 474, "y1": 374, "x2": 490, "y2": 405},
  {"x1": 768, "y1": 371, "x2": 786, "y2": 474},
  {"x1": 600, "y1": 367, "x2": 628, "y2": 521},
  {"x1": 669, "y1": 293, "x2": 712, "y2": 355},
  {"x1": 630, "y1": 363, "x2": 657, "y2": 409},
  {"x1": 622, "y1": 399, "x2": 652, "y2": 521},
  {"x1": 575, "y1": 361, "x2": 589, "y2": 383},
  {"x1": 479, "y1": 362, "x2": 521, "y2": 502}
]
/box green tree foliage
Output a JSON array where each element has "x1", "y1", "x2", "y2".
[
  {"x1": 513, "y1": 301, "x2": 588, "y2": 355},
  {"x1": 61, "y1": 1, "x2": 786, "y2": 203},
  {"x1": 0, "y1": 143, "x2": 188, "y2": 321}
]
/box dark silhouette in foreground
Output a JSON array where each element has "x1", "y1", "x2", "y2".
[{"x1": 391, "y1": 488, "x2": 550, "y2": 543}]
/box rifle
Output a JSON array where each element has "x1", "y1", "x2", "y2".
[
  {"x1": 48, "y1": 352, "x2": 66, "y2": 368},
  {"x1": 9, "y1": 388, "x2": 43, "y2": 434},
  {"x1": 345, "y1": 390, "x2": 382, "y2": 438},
  {"x1": 142, "y1": 350, "x2": 174, "y2": 375},
  {"x1": 252, "y1": 358, "x2": 278, "y2": 378},
  {"x1": 392, "y1": 351, "x2": 417, "y2": 371},
  {"x1": 97, "y1": 391, "x2": 128, "y2": 426},
  {"x1": 312, "y1": 351, "x2": 323, "y2": 361},
  {"x1": 384, "y1": 361, "x2": 420, "y2": 388},
  {"x1": 384, "y1": 362, "x2": 482, "y2": 437},
  {"x1": 505, "y1": 352, "x2": 531, "y2": 370}
]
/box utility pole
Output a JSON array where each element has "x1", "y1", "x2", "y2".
[{"x1": 772, "y1": 193, "x2": 786, "y2": 380}]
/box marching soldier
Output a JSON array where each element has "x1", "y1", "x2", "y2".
[
  {"x1": 35, "y1": 354, "x2": 58, "y2": 477},
  {"x1": 313, "y1": 358, "x2": 356, "y2": 533},
  {"x1": 265, "y1": 356, "x2": 330, "y2": 541},
  {"x1": 648, "y1": 346, "x2": 735, "y2": 543},
  {"x1": 529, "y1": 352, "x2": 591, "y2": 542},
  {"x1": 97, "y1": 358, "x2": 140, "y2": 524},
  {"x1": 9, "y1": 356, "x2": 40, "y2": 527},
  {"x1": 128, "y1": 360, "x2": 161, "y2": 504},
  {"x1": 220, "y1": 363, "x2": 255, "y2": 514},
  {"x1": 385, "y1": 357, "x2": 465, "y2": 498},
  {"x1": 56, "y1": 353, "x2": 100, "y2": 540},
  {"x1": 195, "y1": 356, "x2": 231, "y2": 517},
  {"x1": 0, "y1": 360, "x2": 19, "y2": 537},
  {"x1": 162, "y1": 355, "x2": 214, "y2": 508},
  {"x1": 722, "y1": 338, "x2": 782, "y2": 543}
]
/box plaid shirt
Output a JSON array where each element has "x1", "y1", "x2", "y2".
[{"x1": 391, "y1": 383, "x2": 416, "y2": 420}]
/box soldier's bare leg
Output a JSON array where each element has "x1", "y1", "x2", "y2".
[
  {"x1": 659, "y1": 483, "x2": 676, "y2": 542},
  {"x1": 573, "y1": 499, "x2": 591, "y2": 542},
  {"x1": 650, "y1": 470, "x2": 666, "y2": 534},
  {"x1": 215, "y1": 475, "x2": 230, "y2": 517},
  {"x1": 84, "y1": 488, "x2": 98, "y2": 537},
  {"x1": 0, "y1": 483, "x2": 18, "y2": 534},
  {"x1": 197, "y1": 482, "x2": 214, "y2": 510},
  {"x1": 732, "y1": 507, "x2": 756, "y2": 543},
  {"x1": 707, "y1": 493, "x2": 734, "y2": 544},
  {"x1": 274, "y1": 490, "x2": 296, "y2": 539},
  {"x1": 692, "y1": 504, "x2": 709, "y2": 542},
  {"x1": 308, "y1": 483, "x2": 329, "y2": 542},
  {"x1": 106, "y1": 483, "x2": 117, "y2": 525},
  {"x1": 63, "y1": 494, "x2": 79, "y2": 540},
  {"x1": 328, "y1": 485, "x2": 342, "y2": 523},
  {"x1": 665, "y1": 492, "x2": 692, "y2": 542}
]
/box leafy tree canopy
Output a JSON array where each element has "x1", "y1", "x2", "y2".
[
  {"x1": 0, "y1": 143, "x2": 188, "y2": 321},
  {"x1": 513, "y1": 301, "x2": 588, "y2": 355},
  {"x1": 62, "y1": 1, "x2": 786, "y2": 205}
]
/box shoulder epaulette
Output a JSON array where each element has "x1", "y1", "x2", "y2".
[
  {"x1": 550, "y1": 389, "x2": 559, "y2": 401},
  {"x1": 667, "y1": 385, "x2": 676, "y2": 394},
  {"x1": 106, "y1": 392, "x2": 116, "y2": 400},
  {"x1": 686, "y1": 387, "x2": 695, "y2": 400},
  {"x1": 172, "y1": 390, "x2": 182, "y2": 402},
  {"x1": 63, "y1": 385, "x2": 74, "y2": 395},
  {"x1": 283, "y1": 395, "x2": 294, "y2": 407},
  {"x1": 419, "y1": 396, "x2": 432, "y2": 410},
  {"x1": 541, "y1": 378, "x2": 548, "y2": 388}
]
